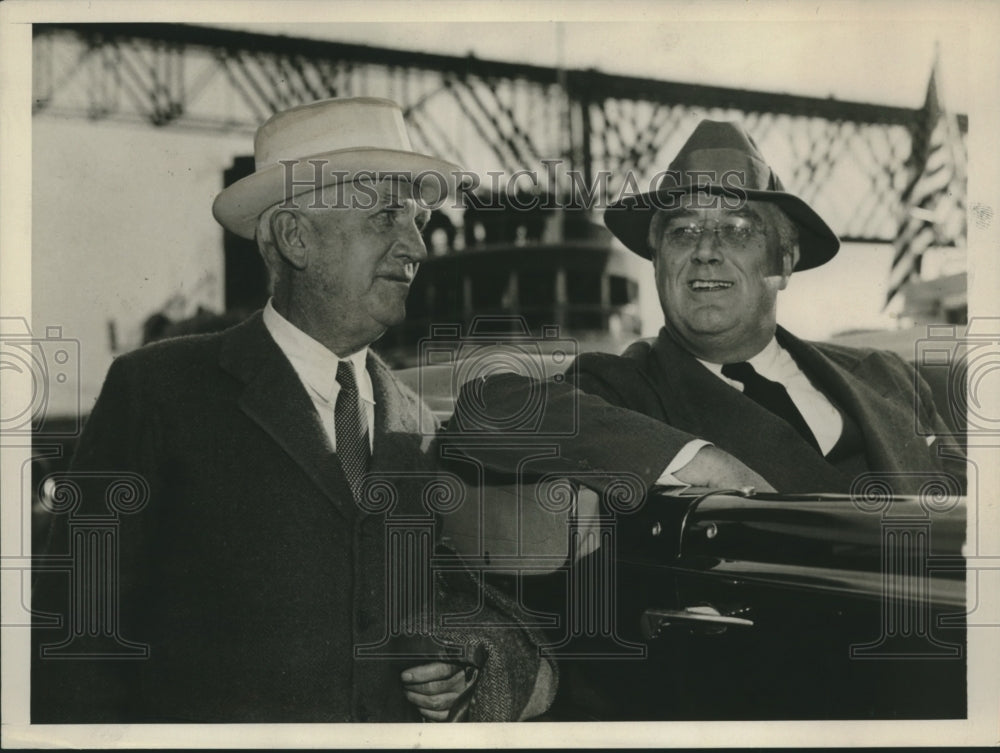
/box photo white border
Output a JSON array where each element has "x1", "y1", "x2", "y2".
[{"x1": 3, "y1": 0, "x2": 999, "y2": 748}]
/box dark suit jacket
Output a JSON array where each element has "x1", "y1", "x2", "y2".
[
  {"x1": 454, "y1": 326, "x2": 965, "y2": 495},
  {"x1": 31, "y1": 312, "x2": 547, "y2": 723},
  {"x1": 448, "y1": 325, "x2": 966, "y2": 720}
]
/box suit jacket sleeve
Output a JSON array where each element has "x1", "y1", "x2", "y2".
[{"x1": 445, "y1": 351, "x2": 700, "y2": 492}]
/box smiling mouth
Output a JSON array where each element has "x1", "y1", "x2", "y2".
[{"x1": 688, "y1": 279, "x2": 734, "y2": 291}]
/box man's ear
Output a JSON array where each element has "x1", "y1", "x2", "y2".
[
  {"x1": 774, "y1": 247, "x2": 796, "y2": 291},
  {"x1": 271, "y1": 210, "x2": 309, "y2": 271}
]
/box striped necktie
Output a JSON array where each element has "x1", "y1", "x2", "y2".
[
  {"x1": 721, "y1": 361, "x2": 821, "y2": 454},
  {"x1": 335, "y1": 360, "x2": 370, "y2": 496}
]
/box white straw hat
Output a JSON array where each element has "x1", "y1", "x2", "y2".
[{"x1": 212, "y1": 97, "x2": 461, "y2": 239}]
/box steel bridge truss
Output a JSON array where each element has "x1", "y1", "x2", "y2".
[{"x1": 32, "y1": 23, "x2": 967, "y2": 245}]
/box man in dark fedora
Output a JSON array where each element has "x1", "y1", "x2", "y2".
[
  {"x1": 32, "y1": 97, "x2": 554, "y2": 723},
  {"x1": 460, "y1": 118, "x2": 964, "y2": 496},
  {"x1": 450, "y1": 119, "x2": 965, "y2": 719}
]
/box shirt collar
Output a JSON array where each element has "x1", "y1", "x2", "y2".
[
  {"x1": 262, "y1": 299, "x2": 374, "y2": 406},
  {"x1": 697, "y1": 337, "x2": 782, "y2": 383}
]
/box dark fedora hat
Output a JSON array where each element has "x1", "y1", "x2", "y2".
[{"x1": 604, "y1": 120, "x2": 839, "y2": 271}]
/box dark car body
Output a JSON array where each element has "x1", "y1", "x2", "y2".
[{"x1": 395, "y1": 352, "x2": 968, "y2": 721}]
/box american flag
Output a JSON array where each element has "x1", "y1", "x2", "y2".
[{"x1": 885, "y1": 56, "x2": 966, "y2": 307}]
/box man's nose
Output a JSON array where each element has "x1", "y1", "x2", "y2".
[
  {"x1": 691, "y1": 228, "x2": 723, "y2": 263},
  {"x1": 392, "y1": 219, "x2": 429, "y2": 263}
]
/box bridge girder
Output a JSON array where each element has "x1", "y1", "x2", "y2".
[{"x1": 32, "y1": 22, "x2": 967, "y2": 245}]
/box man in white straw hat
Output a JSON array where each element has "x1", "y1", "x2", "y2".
[{"x1": 32, "y1": 97, "x2": 554, "y2": 723}]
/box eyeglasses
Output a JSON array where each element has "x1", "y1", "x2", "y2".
[{"x1": 656, "y1": 217, "x2": 763, "y2": 250}]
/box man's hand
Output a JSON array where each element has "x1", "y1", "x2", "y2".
[
  {"x1": 673, "y1": 445, "x2": 776, "y2": 492},
  {"x1": 401, "y1": 661, "x2": 477, "y2": 722}
]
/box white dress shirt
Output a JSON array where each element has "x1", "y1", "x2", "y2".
[
  {"x1": 262, "y1": 300, "x2": 375, "y2": 453},
  {"x1": 657, "y1": 337, "x2": 843, "y2": 486}
]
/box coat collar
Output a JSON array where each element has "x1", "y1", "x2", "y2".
[
  {"x1": 644, "y1": 327, "x2": 852, "y2": 489},
  {"x1": 775, "y1": 326, "x2": 934, "y2": 475},
  {"x1": 645, "y1": 327, "x2": 824, "y2": 447},
  {"x1": 218, "y1": 312, "x2": 435, "y2": 518},
  {"x1": 365, "y1": 346, "x2": 437, "y2": 481},
  {"x1": 219, "y1": 312, "x2": 354, "y2": 518}
]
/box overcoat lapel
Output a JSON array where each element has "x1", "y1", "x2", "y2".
[
  {"x1": 645, "y1": 329, "x2": 852, "y2": 490},
  {"x1": 776, "y1": 327, "x2": 933, "y2": 475},
  {"x1": 365, "y1": 352, "x2": 436, "y2": 480},
  {"x1": 219, "y1": 312, "x2": 355, "y2": 518}
]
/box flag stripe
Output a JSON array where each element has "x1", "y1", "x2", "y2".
[{"x1": 886, "y1": 60, "x2": 964, "y2": 308}]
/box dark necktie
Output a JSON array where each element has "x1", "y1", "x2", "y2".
[
  {"x1": 721, "y1": 361, "x2": 822, "y2": 454},
  {"x1": 335, "y1": 360, "x2": 370, "y2": 496}
]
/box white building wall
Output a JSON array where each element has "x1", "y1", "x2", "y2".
[{"x1": 33, "y1": 116, "x2": 250, "y2": 415}]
